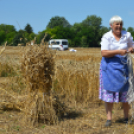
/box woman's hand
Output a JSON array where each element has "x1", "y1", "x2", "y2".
[
  {"x1": 119, "y1": 50, "x2": 127, "y2": 55},
  {"x1": 101, "y1": 50, "x2": 127, "y2": 57},
  {"x1": 128, "y1": 47, "x2": 134, "y2": 53}
]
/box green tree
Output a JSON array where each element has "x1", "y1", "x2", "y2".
[
  {"x1": 81, "y1": 15, "x2": 102, "y2": 47},
  {"x1": 131, "y1": 31, "x2": 134, "y2": 39},
  {"x1": 47, "y1": 16, "x2": 71, "y2": 28},
  {"x1": 12, "y1": 33, "x2": 24, "y2": 46},
  {"x1": 81, "y1": 36, "x2": 87, "y2": 47},
  {"x1": 24, "y1": 24, "x2": 33, "y2": 33},
  {"x1": 99, "y1": 26, "x2": 109, "y2": 37},
  {"x1": 46, "y1": 26, "x2": 74, "y2": 39},
  {"x1": 71, "y1": 23, "x2": 83, "y2": 33},
  {"x1": 36, "y1": 31, "x2": 51, "y2": 44},
  {"x1": 81, "y1": 15, "x2": 102, "y2": 28},
  {"x1": 18, "y1": 29, "x2": 25, "y2": 34},
  {"x1": 80, "y1": 26, "x2": 95, "y2": 47},
  {"x1": 122, "y1": 27, "x2": 126, "y2": 31},
  {"x1": 45, "y1": 26, "x2": 75, "y2": 46},
  {"x1": 70, "y1": 23, "x2": 96, "y2": 47},
  {"x1": 0, "y1": 30, "x2": 6, "y2": 45},
  {"x1": 6, "y1": 32, "x2": 16, "y2": 45},
  {"x1": 36, "y1": 31, "x2": 45, "y2": 44},
  {"x1": 127, "y1": 27, "x2": 134, "y2": 32},
  {"x1": 29, "y1": 33, "x2": 36, "y2": 40},
  {"x1": 0, "y1": 24, "x2": 17, "y2": 45},
  {"x1": 0, "y1": 24, "x2": 16, "y2": 34},
  {"x1": 24, "y1": 32, "x2": 36, "y2": 41}
]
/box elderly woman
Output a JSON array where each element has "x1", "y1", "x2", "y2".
[{"x1": 99, "y1": 15, "x2": 134, "y2": 127}]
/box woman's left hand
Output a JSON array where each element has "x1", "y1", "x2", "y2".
[{"x1": 128, "y1": 47, "x2": 134, "y2": 53}]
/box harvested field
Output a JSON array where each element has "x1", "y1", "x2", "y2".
[{"x1": 0, "y1": 46, "x2": 134, "y2": 133}]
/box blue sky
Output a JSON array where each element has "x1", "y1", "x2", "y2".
[{"x1": 0, "y1": 0, "x2": 134, "y2": 33}]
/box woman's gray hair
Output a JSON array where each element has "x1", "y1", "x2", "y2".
[{"x1": 109, "y1": 15, "x2": 123, "y2": 25}]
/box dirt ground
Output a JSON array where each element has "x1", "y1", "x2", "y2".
[{"x1": 0, "y1": 47, "x2": 134, "y2": 134}]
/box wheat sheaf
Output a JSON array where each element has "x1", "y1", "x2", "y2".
[{"x1": 0, "y1": 44, "x2": 66, "y2": 127}]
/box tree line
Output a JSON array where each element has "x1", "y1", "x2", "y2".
[{"x1": 1, "y1": 15, "x2": 134, "y2": 47}]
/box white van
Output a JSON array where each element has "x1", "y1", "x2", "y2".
[{"x1": 49, "y1": 39, "x2": 69, "y2": 50}]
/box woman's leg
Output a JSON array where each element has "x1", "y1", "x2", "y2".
[
  {"x1": 105, "y1": 102, "x2": 113, "y2": 120},
  {"x1": 122, "y1": 102, "x2": 129, "y2": 119}
]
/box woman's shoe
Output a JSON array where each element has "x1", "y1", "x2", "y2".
[
  {"x1": 116, "y1": 118, "x2": 128, "y2": 124},
  {"x1": 123, "y1": 118, "x2": 128, "y2": 123},
  {"x1": 105, "y1": 120, "x2": 112, "y2": 127}
]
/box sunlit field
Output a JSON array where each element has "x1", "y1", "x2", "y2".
[{"x1": 0, "y1": 46, "x2": 134, "y2": 134}]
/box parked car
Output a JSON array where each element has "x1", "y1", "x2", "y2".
[{"x1": 49, "y1": 39, "x2": 69, "y2": 50}]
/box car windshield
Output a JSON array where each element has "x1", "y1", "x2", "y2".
[{"x1": 62, "y1": 41, "x2": 68, "y2": 45}]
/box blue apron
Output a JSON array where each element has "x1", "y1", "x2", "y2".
[{"x1": 101, "y1": 55, "x2": 129, "y2": 92}]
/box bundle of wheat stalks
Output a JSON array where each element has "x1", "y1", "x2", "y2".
[
  {"x1": 20, "y1": 45, "x2": 58, "y2": 126},
  {"x1": 0, "y1": 44, "x2": 67, "y2": 127}
]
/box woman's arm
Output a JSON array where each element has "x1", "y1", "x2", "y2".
[
  {"x1": 101, "y1": 32, "x2": 128, "y2": 57},
  {"x1": 101, "y1": 49, "x2": 127, "y2": 58}
]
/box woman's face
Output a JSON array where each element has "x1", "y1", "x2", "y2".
[{"x1": 110, "y1": 22, "x2": 122, "y2": 35}]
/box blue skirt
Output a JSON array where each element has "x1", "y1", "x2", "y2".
[
  {"x1": 99, "y1": 64, "x2": 128, "y2": 103},
  {"x1": 101, "y1": 55, "x2": 129, "y2": 92}
]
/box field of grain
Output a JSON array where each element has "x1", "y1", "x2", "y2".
[{"x1": 0, "y1": 46, "x2": 134, "y2": 134}]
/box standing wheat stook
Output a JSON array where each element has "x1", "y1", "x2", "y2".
[{"x1": 99, "y1": 15, "x2": 134, "y2": 127}]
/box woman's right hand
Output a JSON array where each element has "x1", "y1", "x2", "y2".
[
  {"x1": 101, "y1": 50, "x2": 128, "y2": 58},
  {"x1": 119, "y1": 50, "x2": 127, "y2": 56}
]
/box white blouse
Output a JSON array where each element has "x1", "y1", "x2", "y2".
[{"x1": 101, "y1": 30, "x2": 134, "y2": 50}]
